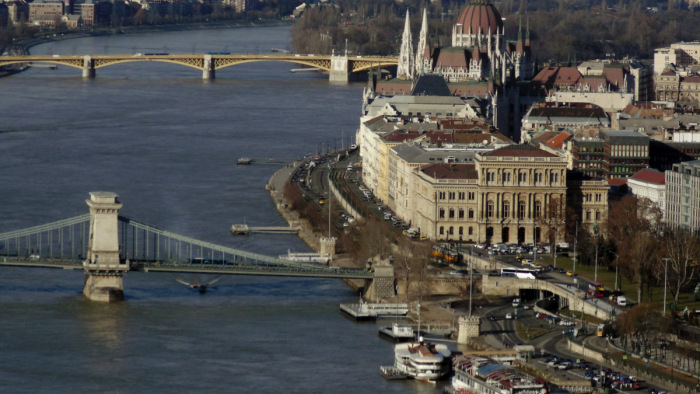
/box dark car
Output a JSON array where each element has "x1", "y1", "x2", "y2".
[{"x1": 488, "y1": 270, "x2": 499, "y2": 276}]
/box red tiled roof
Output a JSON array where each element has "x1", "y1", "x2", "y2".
[
  {"x1": 533, "y1": 67, "x2": 583, "y2": 88},
  {"x1": 608, "y1": 178, "x2": 627, "y2": 186},
  {"x1": 436, "y1": 50, "x2": 468, "y2": 69},
  {"x1": 544, "y1": 132, "x2": 571, "y2": 149},
  {"x1": 682, "y1": 76, "x2": 700, "y2": 84},
  {"x1": 421, "y1": 163, "x2": 478, "y2": 180},
  {"x1": 483, "y1": 144, "x2": 558, "y2": 158},
  {"x1": 630, "y1": 168, "x2": 665, "y2": 185},
  {"x1": 375, "y1": 81, "x2": 412, "y2": 95},
  {"x1": 425, "y1": 130, "x2": 453, "y2": 144},
  {"x1": 602, "y1": 67, "x2": 625, "y2": 87}
]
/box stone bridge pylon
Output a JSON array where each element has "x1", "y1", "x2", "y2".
[{"x1": 83, "y1": 192, "x2": 129, "y2": 302}]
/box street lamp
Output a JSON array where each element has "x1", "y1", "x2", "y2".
[
  {"x1": 662, "y1": 257, "x2": 670, "y2": 316},
  {"x1": 594, "y1": 242, "x2": 598, "y2": 283},
  {"x1": 573, "y1": 221, "x2": 578, "y2": 275}
]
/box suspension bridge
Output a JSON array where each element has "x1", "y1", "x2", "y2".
[{"x1": 0, "y1": 192, "x2": 375, "y2": 302}]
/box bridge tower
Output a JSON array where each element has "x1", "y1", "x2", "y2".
[
  {"x1": 330, "y1": 52, "x2": 349, "y2": 83},
  {"x1": 83, "y1": 192, "x2": 129, "y2": 302},
  {"x1": 203, "y1": 54, "x2": 215, "y2": 80},
  {"x1": 83, "y1": 56, "x2": 95, "y2": 78}
]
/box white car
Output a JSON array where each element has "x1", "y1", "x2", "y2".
[{"x1": 505, "y1": 313, "x2": 513, "y2": 320}]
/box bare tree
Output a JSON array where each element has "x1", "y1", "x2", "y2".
[
  {"x1": 606, "y1": 196, "x2": 663, "y2": 304},
  {"x1": 662, "y1": 227, "x2": 700, "y2": 306}
]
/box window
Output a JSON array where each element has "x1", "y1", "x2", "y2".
[
  {"x1": 503, "y1": 202, "x2": 510, "y2": 218},
  {"x1": 449, "y1": 192, "x2": 456, "y2": 200},
  {"x1": 458, "y1": 192, "x2": 465, "y2": 200},
  {"x1": 468, "y1": 226, "x2": 473, "y2": 235},
  {"x1": 438, "y1": 191, "x2": 446, "y2": 200},
  {"x1": 518, "y1": 201, "x2": 526, "y2": 220},
  {"x1": 586, "y1": 210, "x2": 592, "y2": 220},
  {"x1": 459, "y1": 209, "x2": 464, "y2": 219},
  {"x1": 439, "y1": 226, "x2": 444, "y2": 235},
  {"x1": 468, "y1": 208, "x2": 474, "y2": 219},
  {"x1": 449, "y1": 226, "x2": 454, "y2": 235},
  {"x1": 468, "y1": 192, "x2": 475, "y2": 200},
  {"x1": 449, "y1": 208, "x2": 455, "y2": 219},
  {"x1": 487, "y1": 201, "x2": 494, "y2": 218},
  {"x1": 595, "y1": 210, "x2": 601, "y2": 221},
  {"x1": 459, "y1": 227, "x2": 464, "y2": 235},
  {"x1": 439, "y1": 208, "x2": 445, "y2": 218},
  {"x1": 534, "y1": 201, "x2": 542, "y2": 219}
]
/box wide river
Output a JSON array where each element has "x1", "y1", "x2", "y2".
[{"x1": 0, "y1": 25, "x2": 445, "y2": 393}]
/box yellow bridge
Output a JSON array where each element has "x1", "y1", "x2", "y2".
[{"x1": 0, "y1": 53, "x2": 398, "y2": 81}]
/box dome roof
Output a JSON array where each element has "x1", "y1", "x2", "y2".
[{"x1": 454, "y1": 0, "x2": 503, "y2": 35}]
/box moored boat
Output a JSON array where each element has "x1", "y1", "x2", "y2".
[
  {"x1": 390, "y1": 337, "x2": 452, "y2": 382},
  {"x1": 378, "y1": 323, "x2": 414, "y2": 342}
]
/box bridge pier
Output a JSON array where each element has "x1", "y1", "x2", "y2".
[
  {"x1": 82, "y1": 56, "x2": 95, "y2": 79},
  {"x1": 83, "y1": 192, "x2": 129, "y2": 302},
  {"x1": 202, "y1": 54, "x2": 215, "y2": 80},
  {"x1": 329, "y1": 54, "x2": 349, "y2": 83}
]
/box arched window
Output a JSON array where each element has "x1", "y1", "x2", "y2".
[
  {"x1": 449, "y1": 208, "x2": 455, "y2": 219},
  {"x1": 459, "y1": 208, "x2": 465, "y2": 219},
  {"x1": 449, "y1": 226, "x2": 454, "y2": 235},
  {"x1": 439, "y1": 208, "x2": 445, "y2": 218},
  {"x1": 459, "y1": 226, "x2": 464, "y2": 235},
  {"x1": 468, "y1": 208, "x2": 474, "y2": 219},
  {"x1": 439, "y1": 226, "x2": 444, "y2": 235},
  {"x1": 468, "y1": 226, "x2": 473, "y2": 235}
]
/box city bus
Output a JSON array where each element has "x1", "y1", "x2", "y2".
[
  {"x1": 500, "y1": 267, "x2": 538, "y2": 279},
  {"x1": 588, "y1": 281, "x2": 605, "y2": 298}
]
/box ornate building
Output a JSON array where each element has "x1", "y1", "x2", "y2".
[{"x1": 386, "y1": 1, "x2": 538, "y2": 141}]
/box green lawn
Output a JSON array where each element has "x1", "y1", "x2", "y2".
[{"x1": 535, "y1": 254, "x2": 700, "y2": 313}]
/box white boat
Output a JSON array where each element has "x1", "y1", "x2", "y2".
[
  {"x1": 392, "y1": 338, "x2": 451, "y2": 382},
  {"x1": 378, "y1": 323, "x2": 414, "y2": 342}
]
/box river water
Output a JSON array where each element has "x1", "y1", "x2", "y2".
[{"x1": 0, "y1": 26, "x2": 444, "y2": 393}]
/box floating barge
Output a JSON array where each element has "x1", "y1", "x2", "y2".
[
  {"x1": 231, "y1": 224, "x2": 300, "y2": 236},
  {"x1": 339, "y1": 302, "x2": 408, "y2": 320},
  {"x1": 278, "y1": 251, "x2": 330, "y2": 264},
  {"x1": 378, "y1": 323, "x2": 415, "y2": 342},
  {"x1": 237, "y1": 158, "x2": 253, "y2": 165}
]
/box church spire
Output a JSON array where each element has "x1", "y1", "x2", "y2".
[
  {"x1": 397, "y1": 10, "x2": 414, "y2": 80},
  {"x1": 516, "y1": 16, "x2": 524, "y2": 54},
  {"x1": 525, "y1": 16, "x2": 531, "y2": 47},
  {"x1": 414, "y1": 8, "x2": 428, "y2": 77}
]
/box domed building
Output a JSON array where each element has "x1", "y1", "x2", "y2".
[{"x1": 389, "y1": 1, "x2": 537, "y2": 140}]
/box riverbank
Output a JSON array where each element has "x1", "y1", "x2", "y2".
[{"x1": 266, "y1": 160, "x2": 458, "y2": 331}]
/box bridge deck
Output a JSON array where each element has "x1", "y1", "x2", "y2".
[{"x1": 0, "y1": 258, "x2": 373, "y2": 279}]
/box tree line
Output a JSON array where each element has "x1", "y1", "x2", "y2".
[{"x1": 291, "y1": 0, "x2": 700, "y2": 62}]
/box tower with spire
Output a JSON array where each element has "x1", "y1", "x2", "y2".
[
  {"x1": 397, "y1": 10, "x2": 414, "y2": 80},
  {"x1": 414, "y1": 9, "x2": 430, "y2": 77}
]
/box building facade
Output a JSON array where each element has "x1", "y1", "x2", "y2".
[
  {"x1": 411, "y1": 145, "x2": 572, "y2": 244},
  {"x1": 665, "y1": 160, "x2": 700, "y2": 232}
]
